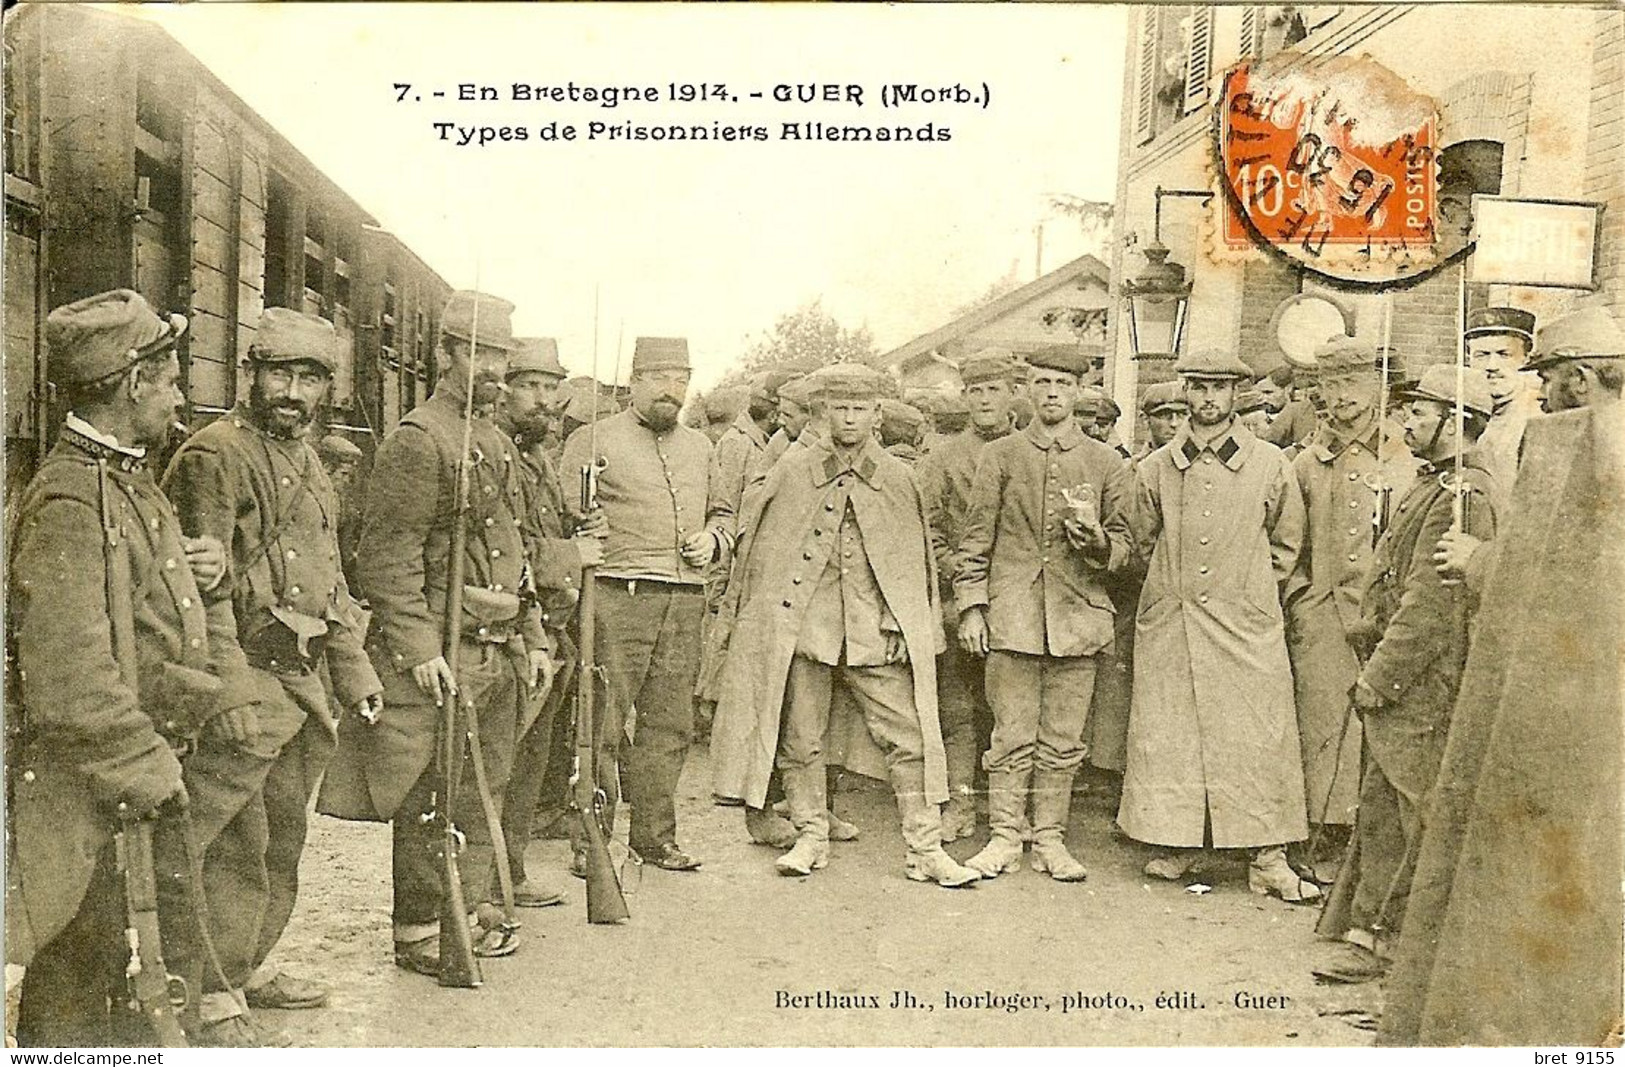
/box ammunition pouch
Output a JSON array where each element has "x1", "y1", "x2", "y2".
[
  {"x1": 243, "y1": 606, "x2": 331, "y2": 673},
  {"x1": 148, "y1": 661, "x2": 225, "y2": 741},
  {"x1": 461, "y1": 585, "x2": 521, "y2": 642}
]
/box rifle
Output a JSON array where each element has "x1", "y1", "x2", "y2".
[
  {"x1": 434, "y1": 293, "x2": 483, "y2": 989},
  {"x1": 574, "y1": 461, "x2": 628, "y2": 924},
  {"x1": 114, "y1": 805, "x2": 189, "y2": 1047}
]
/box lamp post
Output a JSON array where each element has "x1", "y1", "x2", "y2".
[{"x1": 1122, "y1": 186, "x2": 1211, "y2": 361}]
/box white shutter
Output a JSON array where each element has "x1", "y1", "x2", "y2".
[
  {"x1": 1133, "y1": 7, "x2": 1158, "y2": 145},
  {"x1": 1239, "y1": 6, "x2": 1261, "y2": 59},
  {"x1": 1184, "y1": 6, "x2": 1214, "y2": 113}
]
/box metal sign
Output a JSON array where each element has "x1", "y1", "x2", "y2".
[{"x1": 1470, "y1": 196, "x2": 1601, "y2": 289}]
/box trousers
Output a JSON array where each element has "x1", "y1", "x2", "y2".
[
  {"x1": 391, "y1": 642, "x2": 523, "y2": 937},
  {"x1": 500, "y1": 630, "x2": 576, "y2": 886},
  {"x1": 586, "y1": 581, "x2": 704, "y2": 854},
  {"x1": 984, "y1": 651, "x2": 1099, "y2": 773},
  {"x1": 779, "y1": 656, "x2": 925, "y2": 798}
]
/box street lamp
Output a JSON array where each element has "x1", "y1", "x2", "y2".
[{"x1": 1122, "y1": 186, "x2": 1210, "y2": 361}]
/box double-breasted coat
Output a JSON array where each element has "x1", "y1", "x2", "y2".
[
  {"x1": 317, "y1": 387, "x2": 545, "y2": 821},
  {"x1": 1284, "y1": 420, "x2": 1417, "y2": 826},
  {"x1": 1117, "y1": 422, "x2": 1310, "y2": 848},
  {"x1": 710, "y1": 438, "x2": 948, "y2": 808},
  {"x1": 7, "y1": 426, "x2": 255, "y2": 964}
]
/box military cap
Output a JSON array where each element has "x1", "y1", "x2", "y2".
[
  {"x1": 440, "y1": 290, "x2": 518, "y2": 352},
  {"x1": 777, "y1": 374, "x2": 815, "y2": 407},
  {"x1": 704, "y1": 387, "x2": 746, "y2": 421},
  {"x1": 508, "y1": 336, "x2": 567, "y2": 379},
  {"x1": 630, "y1": 337, "x2": 690, "y2": 374},
  {"x1": 1235, "y1": 387, "x2": 1269, "y2": 414},
  {"x1": 1394, "y1": 364, "x2": 1495, "y2": 419},
  {"x1": 46, "y1": 289, "x2": 188, "y2": 386},
  {"x1": 1527, "y1": 307, "x2": 1625, "y2": 370},
  {"x1": 1313, "y1": 337, "x2": 1382, "y2": 377},
  {"x1": 1464, "y1": 306, "x2": 1536, "y2": 345},
  {"x1": 562, "y1": 387, "x2": 617, "y2": 425},
  {"x1": 317, "y1": 433, "x2": 363, "y2": 465},
  {"x1": 807, "y1": 362, "x2": 887, "y2": 401},
  {"x1": 904, "y1": 388, "x2": 941, "y2": 414},
  {"x1": 879, "y1": 399, "x2": 926, "y2": 440},
  {"x1": 959, "y1": 346, "x2": 1019, "y2": 385},
  {"x1": 1174, "y1": 347, "x2": 1254, "y2": 380},
  {"x1": 1073, "y1": 386, "x2": 1120, "y2": 419},
  {"x1": 1025, "y1": 344, "x2": 1090, "y2": 377},
  {"x1": 1140, "y1": 380, "x2": 1189, "y2": 416},
  {"x1": 247, "y1": 307, "x2": 338, "y2": 374},
  {"x1": 754, "y1": 368, "x2": 797, "y2": 402}
]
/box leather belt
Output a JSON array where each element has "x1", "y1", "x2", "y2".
[
  {"x1": 463, "y1": 618, "x2": 520, "y2": 644},
  {"x1": 596, "y1": 578, "x2": 705, "y2": 597}
]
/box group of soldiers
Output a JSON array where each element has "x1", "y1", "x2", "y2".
[{"x1": 6, "y1": 275, "x2": 1621, "y2": 1047}]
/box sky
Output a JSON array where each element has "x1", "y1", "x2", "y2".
[{"x1": 134, "y1": 3, "x2": 1127, "y2": 389}]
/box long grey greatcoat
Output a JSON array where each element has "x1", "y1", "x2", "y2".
[
  {"x1": 710, "y1": 437, "x2": 948, "y2": 808},
  {"x1": 1118, "y1": 422, "x2": 1310, "y2": 848},
  {"x1": 1284, "y1": 421, "x2": 1417, "y2": 826}
]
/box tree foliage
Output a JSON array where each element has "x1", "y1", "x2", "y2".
[{"x1": 740, "y1": 298, "x2": 878, "y2": 373}]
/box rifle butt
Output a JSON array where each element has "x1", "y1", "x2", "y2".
[
  {"x1": 437, "y1": 835, "x2": 482, "y2": 988},
  {"x1": 579, "y1": 809, "x2": 630, "y2": 924}
]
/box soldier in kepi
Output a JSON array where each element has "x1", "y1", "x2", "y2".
[
  {"x1": 710, "y1": 363, "x2": 980, "y2": 888},
  {"x1": 1313, "y1": 366, "x2": 1499, "y2": 985},
  {"x1": 495, "y1": 337, "x2": 602, "y2": 908},
  {"x1": 1118, "y1": 347, "x2": 1319, "y2": 903},
  {"x1": 161, "y1": 309, "x2": 382, "y2": 1040},
  {"x1": 954, "y1": 345, "x2": 1132, "y2": 882},
  {"x1": 560, "y1": 337, "x2": 729, "y2": 873},
  {"x1": 8, "y1": 291, "x2": 255, "y2": 1046},
  {"x1": 318, "y1": 291, "x2": 553, "y2": 977},
  {"x1": 1283, "y1": 339, "x2": 1417, "y2": 875},
  {"x1": 1462, "y1": 306, "x2": 1539, "y2": 506},
  {"x1": 916, "y1": 348, "x2": 1017, "y2": 843}
]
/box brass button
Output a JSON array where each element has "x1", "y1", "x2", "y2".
[
  {"x1": 1198, "y1": 594, "x2": 1209, "y2": 604},
  {"x1": 1348, "y1": 473, "x2": 1359, "y2": 481},
  {"x1": 1347, "y1": 554, "x2": 1359, "y2": 563},
  {"x1": 1199, "y1": 536, "x2": 1210, "y2": 545},
  {"x1": 478, "y1": 627, "x2": 489, "y2": 637},
  {"x1": 825, "y1": 503, "x2": 835, "y2": 512},
  {"x1": 1199, "y1": 566, "x2": 1209, "y2": 575},
  {"x1": 792, "y1": 576, "x2": 802, "y2": 585},
  {"x1": 189, "y1": 637, "x2": 202, "y2": 648},
  {"x1": 290, "y1": 585, "x2": 301, "y2": 596},
  {"x1": 803, "y1": 552, "x2": 812, "y2": 561},
  {"x1": 1202, "y1": 510, "x2": 1212, "y2": 518},
  {"x1": 491, "y1": 549, "x2": 501, "y2": 559},
  {"x1": 782, "y1": 600, "x2": 792, "y2": 608},
  {"x1": 22, "y1": 770, "x2": 36, "y2": 783},
  {"x1": 181, "y1": 597, "x2": 193, "y2": 608},
  {"x1": 281, "y1": 476, "x2": 292, "y2": 487},
  {"x1": 165, "y1": 558, "x2": 177, "y2": 570},
  {"x1": 485, "y1": 517, "x2": 495, "y2": 527},
  {"x1": 286, "y1": 548, "x2": 297, "y2": 560}
]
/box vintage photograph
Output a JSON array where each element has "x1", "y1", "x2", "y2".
[{"x1": 2, "y1": 1, "x2": 1620, "y2": 1051}]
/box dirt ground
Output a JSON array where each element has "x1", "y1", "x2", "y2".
[{"x1": 264, "y1": 754, "x2": 1383, "y2": 1047}]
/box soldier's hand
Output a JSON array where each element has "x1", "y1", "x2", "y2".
[
  {"x1": 355, "y1": 692, "x2": 384, "y2": 725},
  {"x1": 412, "y1": 655, "x2": 458, "y2": 707},
  {"x1": 125, "y1": 756, "x2": 186, "y2": 819},
  {"x1": 883, "y1": 631, "x2": 909, "y2": 665},
  {"x1": 680, "y1": 531, "x2": 717, "y2": 568},
  {"x1": 958, "y1": 607, "x2": 991, "y2": 656},
  {"x1": 210, "y1": 704, "x2": 259, "y2": 746},
  {"x1": 183, "y1": 535, "x2": 228, "y2": 592},
  {"x1": 1063, "y1": 516, "x2": 1107, "y2": 554},
  {"x1": 574, "y1": 536, "x2": 605, "y2": 569},
  {"x1": 576, "y1": 508, "x2": 609, "y2": 540},
  {"x1": 1433, "y1": 529, "x2": 1481, "y2": 583},
  {"x1": 528, "y1": 648, "x2": 556, "y2": 693},
  {"x1": 1351, "y1": 679, "x2": 1383, "y2": 713}
]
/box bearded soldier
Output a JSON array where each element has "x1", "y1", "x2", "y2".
[
  {"x1": 1283, "y1": 339, "x2": 1417, "y2": 863},
  {"x1": 9, "y1": 291, "x2": 257, "y2": 1046},
  {"x1": 495, "y1": 337, "x2": 602, "y2": 907},
  {"x1": 711, "y1": 364, "x2": 979, "y2": 888},
  {"x1": 161, "y1": 309, "x2": 382, "y2": 1035},
  {"x1": 915, "y1": 347, "x2": 1016, "y2": 841},
  {"x1": 319, "y1": 291, "x2": 551, "y2": 976},
  {"x1": 954, "y1": 345, "x2": 1131, "y2": 881},
  {"x1": 1119, "y1": 348, "x2": 1319, "y2": 903}
]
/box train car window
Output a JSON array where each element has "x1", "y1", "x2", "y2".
[
  {"x1": 265, "y1": 171, "x2": 293, "y2": 306},
  {"x1": 3, "y1": 24, "x2": 40, "y2": 183}
]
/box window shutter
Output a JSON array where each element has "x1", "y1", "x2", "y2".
[
  {"x1": 1239, "y1": 6, "x2": 1261, "y2": 59},
  {"x1": 1133, "y1": 8, "x2": 1159, "y2": 145},
  {"x1": 1184, "y1": 6, "x2": 1214, "y2": 113}
]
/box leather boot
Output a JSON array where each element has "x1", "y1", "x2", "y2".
[
  {"x1": 1249, "y1": 844, "x2": 1323, "y2": 904},
  {"x1": 940, "y1": 731, "x2": 978, "y2": 842},
  {"x1": 964, "y1": 768, "x2": 1028, "y2": 877},
  {"x1": 745, "y1": 806, "x2": 797, "y2": 849},
  {"x1": 774, "y1": 765, "x2": 829, "y2": 877},
  {"x1": 1028, "y1": 768, "x2": 1087, "y2": 882},
  {"x1": 892, "y1": 778, "x2": 979, "y2": 888},
  {"x1": 825, "y1": 766, "x2": 859, "y2": 841}
]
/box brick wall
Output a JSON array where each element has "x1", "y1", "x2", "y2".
[
  {"x1": 1237, "y1": 256, "x2": 1302, "y2": 372},
  {"x1": 1585, "y1": 7, "x2": 1625, "y2": 320}
]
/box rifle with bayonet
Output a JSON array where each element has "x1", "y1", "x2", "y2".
[
  {"x1": 434, "y1": 298, "x2": 483, "y2": 989},
  {"x1": 114, "y1": 804, "x2": 189, "y2": 1046}
]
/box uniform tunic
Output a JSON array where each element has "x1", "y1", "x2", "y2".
[
  {"x1": 711, "y1": 438, "x2": 947, "y2": 808},
  {"x1": 696, "y1": 411, "x2": 772, "y2": 702},
  {"x1": 9, "y1": 424, "x2": 254, "y2": 1044},
  {"x1": 1475, "y1": 381, "x2": 1542, "y2": 512},
  {"x1": 1284, "y1": 419, "x2": 1417, "y2": 826},
  {"x1": 1118, "y1": 421, "x2": 1310, "y2": 848},
  {"x1": 1316, "y1": 452, "x2": 1496, "y2": 942}
]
